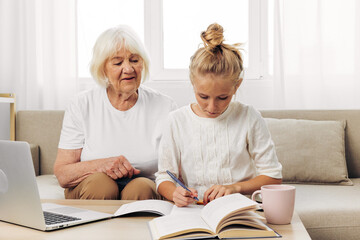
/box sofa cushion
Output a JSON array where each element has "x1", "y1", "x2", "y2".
[
  {"x1": 290, "y1": 178, "x2": 360, "y2": 240},
  {"x1": 16, "y1": 111, "x2": 64, "y2": 175},
  {"x1": 29, "y1": 144, "x2": 39, "y2": 176},
  {"x1": 36, "y1": 175, "x2": 65, "y2": 199},
  {"x1": 265, "y1": 118, "x2": 352, "y2": 185}
]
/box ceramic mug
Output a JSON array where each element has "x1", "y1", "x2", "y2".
[{"x1": 251, "y1": 185, "x2": 296, "y2": 225}]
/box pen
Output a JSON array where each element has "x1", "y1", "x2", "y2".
[{"x1": 166, "y1": 170, "x2": 199, "y2": 201}]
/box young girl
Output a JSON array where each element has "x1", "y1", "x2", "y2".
[{"x1": 156, "y1": 23, "x2": 282, "y2": 207}]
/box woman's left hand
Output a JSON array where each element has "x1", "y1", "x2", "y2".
[{"x1": 203, "y1": 184, "x2": 241, "y2": 205}]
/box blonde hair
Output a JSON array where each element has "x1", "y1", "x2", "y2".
[
  {"x1": 189, "y1": 23, "x2": 244, "y2": 86},
  {"x1": 90, "y1": 25, "x2": 150, "y2": 87}
]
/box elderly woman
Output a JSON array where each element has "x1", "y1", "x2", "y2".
[{"x1": 54, "y1": 25, "x2": 177, "y2": 200}]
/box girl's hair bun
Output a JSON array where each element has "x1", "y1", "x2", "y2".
[
  {"x1": 190, "y1": 23, "x2": 244, "y2": 85},
  {"x1": 201, "y1": 23, "x2": 224, "y2": 53}
]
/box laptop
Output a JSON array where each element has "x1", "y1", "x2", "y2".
[{"x1": 0, "y1": 140, "x2": 113, "y2": 231}]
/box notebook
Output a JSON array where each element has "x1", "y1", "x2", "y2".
[{"x1": 0, "y1": 140, "x2": 113, "y2": 231}]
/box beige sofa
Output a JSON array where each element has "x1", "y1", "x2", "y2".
[{"x1": 15, "y1": 110, "x2": 360, "y2": 240}]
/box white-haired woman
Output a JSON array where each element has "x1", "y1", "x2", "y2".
[{"x1": 54, "y1": 25, "x2": 177, "y2": 200}]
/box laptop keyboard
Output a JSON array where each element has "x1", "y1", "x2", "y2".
[{"x1": 43, "y1": 211, "x2": 81, "y2": 225}]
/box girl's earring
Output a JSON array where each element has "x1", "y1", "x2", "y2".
[{"x1": 240, "y1": 70, "x2": 245, "y2": 79}]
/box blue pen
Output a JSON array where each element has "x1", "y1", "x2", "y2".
[{"x1": 166, "y1": 170, "x2": 199, "y2": 201}]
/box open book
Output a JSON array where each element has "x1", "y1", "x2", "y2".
[
  {"x1": 147, "y1": 193, "x2": 280, "y2": 240},
  {"x1": 114, "y1": 199, "x2": 203, "y2": 217}
]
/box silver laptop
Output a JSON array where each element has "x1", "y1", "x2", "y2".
[{"x1": 0, "y1": 140, "x2": 113, "y2": 231}]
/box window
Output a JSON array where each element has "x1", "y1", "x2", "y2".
[
  {"x1": 162, "y1": 0, "x2": 249, "y2": 69},
  {"x1": 77, "y1": 0, "x2": 144, "y2": 78},
  {"x1": 77, "y1": 0, "x2": 266, "y2": 84}
]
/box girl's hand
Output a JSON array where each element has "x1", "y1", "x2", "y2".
[
  {"x1": 172, "y1": 186, "x2": 198, "y2": 207},
  {"x1": 203, "y1": 184, "x2": 241, "y2": 204}
]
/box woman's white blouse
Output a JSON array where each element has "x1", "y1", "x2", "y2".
[
  {"x1": 58, "y1": 85, "x2": 177, "y2": 180},
  {"x1": 155, "y1": 101, "x2": 282, "y2": 197}
]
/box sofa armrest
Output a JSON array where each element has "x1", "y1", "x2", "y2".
[{"x1": 29, "y1": 144, "x2": 40, "y2": 176}]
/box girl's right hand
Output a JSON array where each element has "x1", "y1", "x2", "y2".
[{"x1": 172, "y1": 186, "x2": 198, "y2": 207}]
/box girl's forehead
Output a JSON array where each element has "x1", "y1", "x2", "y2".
[
  {"x1": 193, "y1": 73, "x2": 234, "y2": 86},
  {"x1": 193, "y1": 75, "x2": 235, "y2": 94}
]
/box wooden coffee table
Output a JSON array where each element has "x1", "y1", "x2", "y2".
[{"x1": 0, "y1": 199, "x2": 311, "y2": 240}]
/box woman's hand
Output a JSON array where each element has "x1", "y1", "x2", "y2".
[
  {"x1": 172, "y1": 186, "x2": 198, "y2": 207},
  {"x1": 203, "y1": 184, "x2": 241, "y2": 205},
  {"x1": 54, "y1": 149, "x2": 141, "y2": 188},
  {"x1": 100, "y1": 156, "x2": 140, "y2": 180}
]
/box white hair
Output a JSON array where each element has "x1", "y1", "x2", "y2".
[{"x1": 90, "y1": 25, "x2": 150, "y2": 87}]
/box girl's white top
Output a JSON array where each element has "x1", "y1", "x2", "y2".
[
  {"x1": 58, "y1": 85, "x2": 177, "y2": 180},
  {"x1": 155, "y1": 101, "x2": 282, "y2": 197}
]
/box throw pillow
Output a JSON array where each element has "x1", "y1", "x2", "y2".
[{"x1": 265, "y1": 118, "x2": 352, "y2": 185}]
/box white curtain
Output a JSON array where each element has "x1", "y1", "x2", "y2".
[
  {"x1": 273, "y1": 0, "x2": 360, "y2": 109},
  {"x1": 0, "y1": 0, "x2": 77, "y2": 110}
]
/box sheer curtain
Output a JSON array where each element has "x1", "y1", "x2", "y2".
[
  {"x1": 0, "y1": 0, "x2": 77, "y2": 110},
  {"x1": 273, "y1": 0, "x2": 360, "y2": 109}
]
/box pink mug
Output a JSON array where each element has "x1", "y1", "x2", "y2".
[{"x1": 251, "y1": 185, "x2": 296, "y2": 225}]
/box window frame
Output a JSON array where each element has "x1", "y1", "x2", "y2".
[
  {"x1": 77, "y1": 0, "x2": 268, "y2": 87},
  {"x1": 145, "y1": 0, "x2": 266, "y2": 82}
]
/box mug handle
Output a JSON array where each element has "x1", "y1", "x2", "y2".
[{"x1": 251, "y1": 190, "x2": 262, "y2": 207}]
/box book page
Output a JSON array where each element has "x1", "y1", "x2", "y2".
[
  {"x1": 170, "y1": 204, "x2": 203, "y2": 216},
  {"x1": 221, "y1": 217, "x2": 268, "y2": 230},
  {"x1": 114, "y1": 199, "x2": 174, "y2": 216},
  {"x1": 200, "y1": 193, "x2": 257, "y2": 232},
  {"x1": 220, "y1": 211, "x2": 265, "y2": 227},
  {"x1": 217, "y1": 218, "x2": 280, "y2": 239},
  {"x1": 149, "y1": 214, "x2": 213, "y2": 239}
]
